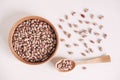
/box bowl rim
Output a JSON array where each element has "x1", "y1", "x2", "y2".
[{"x1": 8, "y1": 16, "x2": 59, "y2": 65}]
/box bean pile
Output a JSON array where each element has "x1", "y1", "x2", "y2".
[
  {"x1": 12, "y1": 19, "x2": 57, "y2": 63},
  {"x1": 56, "y1": 59, "x2": 73, "y2": 71},
  {"x1": 58, "y1": 8, "x2": 107, "y2": 56},
  {"x1": 57, "y1": 8, "x2": 108, "y2": 69}
]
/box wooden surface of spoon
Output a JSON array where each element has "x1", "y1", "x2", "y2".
[{"x1": 76, "y1": 55, "x2": 111, "y2": 65}]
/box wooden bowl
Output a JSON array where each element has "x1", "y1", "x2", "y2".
[{"x1": 9, "y1": 16, "x2": 59, "y2": 65}]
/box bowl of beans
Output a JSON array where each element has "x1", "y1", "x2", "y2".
[{"x1": 9, "y1": 16, "x2": 59, "y2": 64}]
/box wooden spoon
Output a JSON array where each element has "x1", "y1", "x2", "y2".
[{"x1": 55, "y1": 55, "x2": 111, "y2": 72}]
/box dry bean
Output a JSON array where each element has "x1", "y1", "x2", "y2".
[
  {"x1": 98, "y1": 15, "x2": 104, "y2": 19},
  {"x1": 83, "y1": 8, "x2": 89, "y2": 12},
  {"x1": 65, "y1": 44, "x2": 71, "y2": 48},
  {"x1": 60, "y1": 38, "x2": 65, "y2": 42},
  {"x1": 78, "y1": 20, "x2": 83, "y2": 24},
  {"x1": 68, "y1": 23, "x2": 72, "y2": 28},
  {"x1": 99, "y1": 25, "x2": 103, "y2": 30},
  {"x1": 59, "y1": 18, "x2": 64, "y2": 22},
  {"x1": 65, "y1": 15, "x2": 68, "y2": 20},
  {"x1": 73, "y1": 43, "x2": 79, "y2": 46},
  {"x1": 90, "y1": 14, "x2": 94, "y2": 19},
  {"x1": 81, "y1": 52, "x2": 86, "y2": 56},
  {"x1": 80, "y1": 14, "x2": 85, "y2": 18},
  {"x1": 103, "y1": 33, "x2": 107, "y2": 39},
  {"x1": 71, "y1": 11, "x2": 76, "y2": 16}
]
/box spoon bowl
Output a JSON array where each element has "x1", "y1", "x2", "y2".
[{"x1": 55, "y1": 59, "x2": 76, "y2": 72}]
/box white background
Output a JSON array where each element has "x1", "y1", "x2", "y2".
[{"x1": 0, "y1": 0, "x2": 120, "y2": 80}]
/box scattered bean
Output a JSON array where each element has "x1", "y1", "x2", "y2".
[
  {"x1": 88, "y1": 48, "x2": 94, "y2": 53},
  {"x1": 78, "y1": 20, "x2": 83, "y2": 24},
  {"x1": 89, "y1": 40, "x2": 95, "y2": 44},
  {"x1": 65, "y1": 44, "x2": 71, "y2": 48},
  {"x1": 68, "y1": 33, "x2": 71, "y2": 38},
  {"x1": 58, "y1": 24, "x2": 63, "y2": 29},
  {"x1": 68, "y1": 51, "x2": 73, "y2": 55},
  {"x1": 59, "y1": 18, "x2": 64, "y2": 22},
  {"x1": 71, "y1": 11, "x2": 76, "y2": 16},
  {"x1": 81, "y1": 52, "x2": 86, "y2": 56},
  {"x1": 83, "y1": 42, "x2": 88, "y2": 48},
  {"x1": 97, "y1": 38, "x2": 102, "y2": 44},
  {"x1": 90, "y1": 14, "x2": 94, "y2": 19},
  {"x1": 83, "y1": 8, "x2": 89, "y2": 12},
  {"x1": 98, "y1": 46, "x2": 103, "y2": 51},
  {"x1": 80, "y1": 14, "x2": 85, "y2": 18},
  {"x1": 85, "y1": 21, "x2": 90, "y2": 24},
  {"x1": 92, "y1": 22, "x2": 97, "y2": 26},
  {"x1": 88, "y1": 28, "x2": 92, "y2": 34},
  {"x1": 103, "y1": 33, "x2": 107, "y2": 39},
  {"x1": 73, "y1": 24, "x2": 78, "y2": 28},
  {"x1": 78, "y1": 38, "x2": 84, "y2": 42},
  {"x1": 68, "y1": 23, "x2": 72, "y2": 28},
  {"x1": 73, "y1": 43, "x2": 79, "y2": 46},
  {"x1": 94, "y1": 32, "x2": 100, "y2": 36},
  {"x1": 82, "y1": 66, "x2": 87, "y2": 70},
  {"x1": 99, "y1": 25, "x2": 103, "y2": 30},
  {"x1": 65, "y1": 15, "x2": 68, "y2": 20},
  {"x1": 60, "y1": 38, "x2": 65, "y2": 42},
  {"x1": 98, "y1": 15, "x2": 104, "y2": 19}
]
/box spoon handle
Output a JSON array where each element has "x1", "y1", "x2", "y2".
[{"x1": 76, "y1": 55, "x2": 111, "y2": 65}]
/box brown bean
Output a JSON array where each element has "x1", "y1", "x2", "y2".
[
  {"x1": 83, "y1": 8, "x2": 89, "y2": 12},
  {"x1": 92, "y1": 22, "x2": 97, "y2": 26},
  {"x1": 94, "y1": 32, "x2": 100, "y2": 36},
  {"x1": 82, "y1": 35, "x2": 87, "y2": 38},
  {"x1": 85, "y1": 21, "x2": 90, "y2": 24},
  {"x1": 103, "y1": 33, "x2": 107, "y2": 39},
  {"x1": 97, "y1": 38, "x2": 102, "y2": 44},
  {"x1": 71, "y1": 11, "x2": 76, "y2": 16},
  {"x1": 88, "y1": 28, "x2": 92, "y2": 34},
  {"x1": 68, "y1": 23, "x2": 72, "y2": 28},
  {"x1": 60, "y1": 38, "x2": 65, "y2": 42},
  {"x1": 88, "y1": 48, "x2": 94, "y2": 53},
  {"x1": 82, "y1": 66, "x2": 87, "y2": 70},
  {"x1": 65, "y1": 44, "x2": 71, "y2": 48},
  {"x1": 73, "y1": 43, "x2": 79, "y2": 46},
  {"x1": 78, "y1": 20, "x2": 83, "y2": 24},
  {"x1": 63, "y1": 30, "x2": 67, "y2": 35},
  {"x1": 59, "y1": 18, "x2": 64, "y2": 22},
  {"x1": 89, "y1": 40, "x2": 95, "y2": 44},
  {"x1": 83, "y1": 42, "x2": 88, "y2": 48},
  {"x1": 85, "y1": 49, "x2": 90, "y2": 53},
  {"x1": 68, "y1": 51, "x2": 73, "y2": 55},
  {"x1": 65, "y1": 15, "x2": 68, "y2": 20},
  {"x1": 79, "y1": 29, "x2": 87, "y2": 34},
  {"x1": 80, "y1": 14, "x2": 85, "y2": 18},
  {"x1": 90, "y1": 14, "x2": 94, "y2": 19},
  {"x1": 98, "y1": 46, "x2": 103, "y2": 51},
  {"x1": 98, "y1": 15, "x2": 104, "y2": 19},
  {"x1": 78, "y1": 38, "x2": 84, "y2": 42},
  {"x1": 58, "y1": 24, "x2": 63, "y2": 29},
  {"x1": 73, "y1": 24, "x2": 78, "y2": 28},
  {"x1": 74, "y1": 30, "x2": 79, "y2": 33},
  {"x1": 68, "y1": 33, "x2": 71, "y2": 38},
  {"x1": 81, "y1": 52, "x2": 86, "y2": 56},
  {"x1": 99, "y1": 25, "x2": 103, "y2": 30}
]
